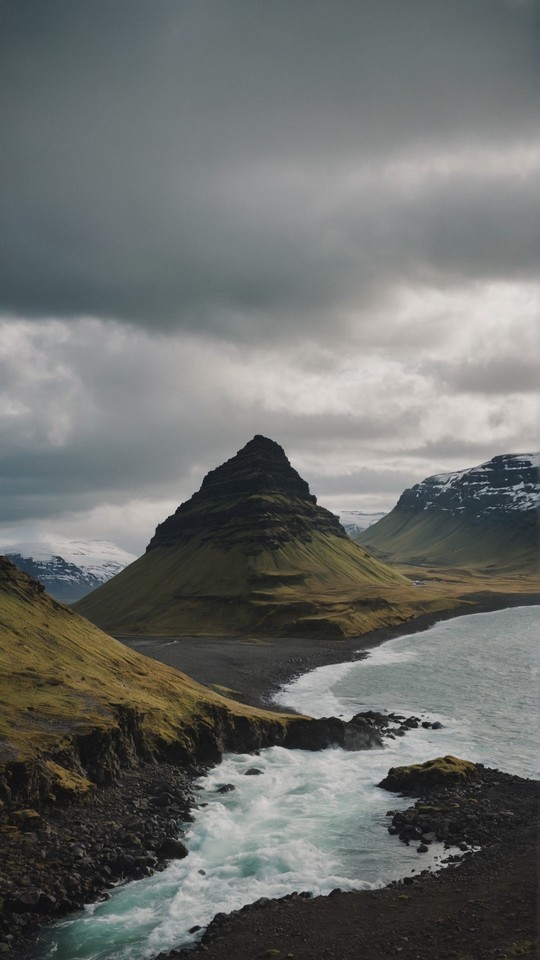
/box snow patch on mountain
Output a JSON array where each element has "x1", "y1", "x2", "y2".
[
  {"x1": 402, "y1": 453, "x2": 539, "y2": 516},
  {"x1": 3, "y1": 539, "x2": 136, "y2": 583},
  {"x1": 336, "y1": 510, "x2": 387, "y2": 537},
  {"x1": 2, "y1": 540, "x2": 137, "y2": 602}
]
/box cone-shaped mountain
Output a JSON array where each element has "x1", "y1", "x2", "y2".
[
  {"x1": 147, "y1": 435, "x2": 346, "y2": 552},
  {"x1": 76, "y1": 436, "x2": 408, "y2": 638}
]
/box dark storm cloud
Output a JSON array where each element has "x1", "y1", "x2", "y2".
[{"x1": 0, "y1": 0, "x2": 537, "y2": 335}]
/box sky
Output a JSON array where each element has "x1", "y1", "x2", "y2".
[{"x1": 0, "y1": 0, "x2": 538, "y2": 556}]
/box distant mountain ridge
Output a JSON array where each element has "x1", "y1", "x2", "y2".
[
  {"x1": 77, "y1": 435, "x2": 409, "y2": 638},
  {"x1": 396, "y1": 453, "x2": 539, "y2": 517},
  {"x1": 4, "y1": 540, "x2": 136, "y2": 602},
  {"x1": 336, "y1": 510, "x2": 387, "y2": 537},
  {"x1": 358, "y1": 453, "x2": 539, "y2": 571}
]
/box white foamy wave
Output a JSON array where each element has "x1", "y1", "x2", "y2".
[{"x1": 275, "y1": 660, "x2": 358, "y2": 717}]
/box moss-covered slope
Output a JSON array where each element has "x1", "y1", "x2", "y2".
[
  {"x1": 77, "y1": 436, "x2": 408, "y2": 637},
  {"x1": 0, "y1": 557, "x2": 293, "y2": 771},
  {"x1": 359, "y1": 508, "x2": 537, "y2": 572}
]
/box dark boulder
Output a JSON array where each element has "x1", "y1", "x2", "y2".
[
  {"x1": 379, "y1": 756, "x2": 479, "y2": 794},
  {"x1": 156, "y1": 838, "x2": 188, "y2": 860}
]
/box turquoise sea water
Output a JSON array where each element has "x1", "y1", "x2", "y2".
[{"x1": 37, "y1": 605, "x2": 539, "y2": 960}]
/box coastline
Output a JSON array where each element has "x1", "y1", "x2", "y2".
[
  {"x1": 5, "y1": 593, "x2": 539, "y2": 959},
  {"x1": 117, "y1": 591, "x2": 540, "y2": 712},
  {"x1": 134, "y1": 592, "x2": 539, "y2": 960},
  {"x1": 162, "y1": 767, "x2": 538, "y2": 960}
]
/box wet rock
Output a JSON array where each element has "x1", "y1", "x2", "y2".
[
  {"x1": 156, "y1": 838, "x2": 189, "y2": 860},
  {"x1": 216, "y1": 784, "x2": 235, "y2": 794},
  {"x1": 283, "y1": 714, "x2": 384, "y2": 751},
  {"x1": 379, "y1": 756, "x2": 479, "y2": 794},
  {"x1": 150, "y1": 793, "x2": 175, "y2": 808},
  {"x1": 244, "y1": 768, "x2": 263, "y2": 776}
]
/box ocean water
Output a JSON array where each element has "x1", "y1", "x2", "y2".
[{"x1": 37, "y1": 605, "x2": 538, "y2": 960}]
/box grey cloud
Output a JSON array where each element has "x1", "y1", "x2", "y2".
[
  {"x1": 405, "y1": 436, "x2": 532, "y2": 465},
  {"x1": 305, "y1": 468, "x2": 420, "y2": 500},
  {"x1": 444, "y1": 357, "x2": 539, "y2": 394},
  {"x1": 0, "y1": 0, "x2": 537, "y2": 336}
]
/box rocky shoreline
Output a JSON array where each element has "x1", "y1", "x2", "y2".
[
  {"x1": 2, "y1": 764, "x2": 194, "y2": 958},
  {"x1": 1, "y1": 711, "x2": 421, "y2": 957},
  {"x1": 2, "y1": 597, "x2": 538, "y2": 958},
  {"x1": 158, "y1": 764, "x2": 539, "y2": 960}
]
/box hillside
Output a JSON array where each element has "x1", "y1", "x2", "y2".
[
  {"x1": 4, "y1": 540, "x2": 136, "y2": 602},
  {"x1": 0, "y1": 556, "x2": 299, "y2": 787},
  {"x1": 358, "y1": 453, "x2": 539, "y2": 573},
  {"x1": 76, "y1": 436, "x2": 412, "y2": 638}
]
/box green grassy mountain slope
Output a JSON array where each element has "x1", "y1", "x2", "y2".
[
  {"x1": 358, "y1": 508, "x2": 537, "y2": 571},
  {"x1": 76, "y1": 436, "x2": 408, "y2": 638},
  {"x1": 359, "y1": 453, "x2": 539, "y2": 573},
  {"x1": 0, "y1": 556, "x2": 292, "y2": 773}
]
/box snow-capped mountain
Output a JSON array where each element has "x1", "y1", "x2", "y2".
[
  {"x1": 358, "y1": 453, "x2": 539, "y2": 571},
  {"x1": 3, "y1": 540, "x2": 137, "y2": 603},
  {"x1": 336, "y1": 510, "x2": 387, "y2": 537},
  {"x1": 396, "y1": 452, "x2": 539, "y2": 517}
]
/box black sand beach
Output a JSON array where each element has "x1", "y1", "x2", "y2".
[{"x1": 117, "y1": 592, "x2": 540, "y2": 711}]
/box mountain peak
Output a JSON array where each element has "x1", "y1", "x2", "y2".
[
  {"x1": 147, "y1": 436, "x2": 337, "y2": 551},
  {"x1": 358, "y1": 451, "x2": 539, "y2": 572},
  {"x1": 398, "y1": 451, "x2": 539, "y2": 517},
  {"x1": 77, "y1": 437, "x2": 406, "y2": 638},
  {"x1": 147, "y1": 434, "x2": 334, "y2": 553},
  {"x1": 194, "y1": 435, "x2": 315, "y2": 505}
]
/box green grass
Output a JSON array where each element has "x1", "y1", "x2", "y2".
[
  {"x1": 0, "y1": 561, "x2": 294, "y2": 764},
  {"x1": 75, "y1": 530, "x2": 410, "y2": 636},
  {"x1": 358, "y1": 508, "x2": 538, "y2": 573}
]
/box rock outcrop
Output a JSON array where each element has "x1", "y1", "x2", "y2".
[
  {"x1": 393, "y1": 453, "x2": 539, "y2": 518},
  {"x1": 378, "y1": 755, "x2": 479, "y2": 794}
]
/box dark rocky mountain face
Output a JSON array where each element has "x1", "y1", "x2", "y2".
[
  {"x1": 396, "y1": 453, "x2": 539, "y2": 519},
  {"x1": 147, "y1": 435, "x2": 346, "y2": 551}
]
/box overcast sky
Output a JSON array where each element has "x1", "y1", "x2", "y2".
[{"x1": 1, "y1": 0, "x2": 538, "y2": 555}]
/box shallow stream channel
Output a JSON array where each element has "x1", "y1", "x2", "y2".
[{"x1": 38, "y1": 605, "x2": 539, "y2": 959}]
